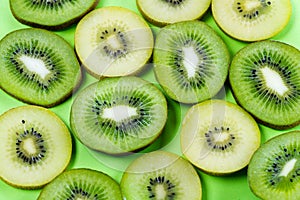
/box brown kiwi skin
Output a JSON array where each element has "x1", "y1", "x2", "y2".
[{"x1": 9, "y1": 0, "x2": 100, "y2": 31}]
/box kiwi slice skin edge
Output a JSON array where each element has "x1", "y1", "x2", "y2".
[
  {"x1": 9, "y1": 0, "x2": 100, "y2": 30},
  {"x1": 248, "y1": 131, "x2": 300, "y2": 200},
  {"x1": 0, "y1": 105, "x2": 72, "y2": 189}
]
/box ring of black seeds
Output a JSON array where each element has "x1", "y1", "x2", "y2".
[
  {"x1": 236, "y1": 0, "x2": 272, "y2": 20},
  {"x1": 147, "y1": 176, "x2": 176, "y2": 199},
  {"x1": 204, "y1": 126, "x2": 235, "y2": 151}
]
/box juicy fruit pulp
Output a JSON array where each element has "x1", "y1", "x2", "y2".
[
  {"x1": 154, "y1": 20, "x2": 230, "y2": 104},
  {"x1": 75, "y1": 6, "x2": 154, "y2": 78},
  {"x1": 180, "y1": 99, "x2": 261, "y2": 175},
  {"x1": 229, "y1": 40, "x2": 300, "y2": 129},
  {"x1": 0, "y1": 28, "x2": 81, "y2": 107},
  {"x1": 9, "y1": 0, "x2": 99, "y2": 30},
  {"x1": 70, "y1": 76, "x2": 168, "y2": 154},
  {"x1": 212, "y1": 0, "x2": 292, "y2": 41},
  {"x1": 0, "y1": 105, "x2": 72, "y2": 189},
  {"x1": 38, "y1": 168, "x2": 122, "y2": 199},
  {"x1": 121, "y1": 151, "x2": 202, "y2": 200},
  {"x1": 248, "y1": 131, "x2": 300, "y2": 200},
  {"x1": 137, "y1": 0, "x2": 211, "y2": 26}
]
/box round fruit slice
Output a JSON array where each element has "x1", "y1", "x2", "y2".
[
  {"x1": 180, "y1": 99, "x2": 261, "y2": 175},
  {"x1": 248, "y1": 131, "x2": 300, "y2": 200},
  {"x1": 9, "y1": 0, "x2": 99, "y2": 30},
  {"x1": 70, "y1": 76, "x2": 168, "y2": 154},
  {"x1": 121, "y1": 150, "x2": 202, "y2": 200},
  {"x1": 0, "y1": 105, "x2": 72, "y2": 189},
  {"x1": 153, "y1": 20, "x2": 230, "y2": 104},
  {"x1": 136, "y1": 0, "x2": 211, "y2": 27},
  {"x1": 211, "y1": 0, "x2": 292, "y2": 41},
  {"x1": 229, "y1": 40, "x2": 300, "y2": 129},
  {"x1": 0, "y1": 28, "x2": 81, "y2": 107},
  {"x1": 37, "y1": 168, "x2": 122, "y2": 199},
  {"x1": 75, "y1": 6, "x2": 154, "y2": 78}
]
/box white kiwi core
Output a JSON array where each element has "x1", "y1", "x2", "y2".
[
  {"x1": 182, "y1": 46, "x2": 199, "y2": 78},
  {"x1": 102, "y1": 105, "x2": 138, "y2": 122},
  {"x1": 260, "y1": 66, "x2": 288, "y2": 96},
  {"x1": 23, "y1": 138, "x2": 37, "y2": 155},
  {"x1": 279, "y1": 158, "x2": 297, "y2": 177},
  {"x1": 19, "y1": 55, "x2": 50, "y2": 79}
]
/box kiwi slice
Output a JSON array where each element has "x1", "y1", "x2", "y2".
[
  {"x1": 37, "y1": 168, "x2": 122, "y2": 199},
  {"x1": 153, "y1": 20, "x2": 230, "y2": 104},
  {"x1": 180, "y1": 99, "x2": 261, "y2": 175},
  {"x1": 121, "y1": 150, "x2": 202, "y2": 199},
  {"x1": 75, "y1": 6, "x2": 153, "y2": 78},
  {"x1": 9, "y1": 0, "x2": 99, "y2": 30},
  {"x1": 211, "y1": 0, "x2": 292, "y2": 41},
  {"x1": 136, "y1": 0, "x2": 211, "y2": 27},
  {"x1": 248, "y1": 131, "x2": 300, "y2": 199},
  {"x1": 229, "y1": 40, "x2": 300, "y2": 129},
  {"x1": 0, "y1": 28, "x2": 81, "y2": 107},
  {"x1": 70, "y1": 76, "x2": 168, "y2": 154},
  {"x1": 0, "y1": 105, "x2": 72, "y2": 189}
]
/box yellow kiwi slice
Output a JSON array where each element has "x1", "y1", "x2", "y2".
[
  {"x1": 75, "y1": 6, "x2": 154, "y2": 78},
  {"x1": 136, "y1": 0, "x2": 211, "y2": 27},
  {"x1": 0, "y1": 105, "x2": 72, "y2": 189},
  {"x1": 180, "y1": 99, "x2": 261, "y2": 175},
  {"x1": 211, "y1": 0, "x2": 292, "y2": 41}
]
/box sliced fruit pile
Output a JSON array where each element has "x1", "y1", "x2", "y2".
[{"x1": 0, "y1": 0, "x2": 299, "y2": 199}]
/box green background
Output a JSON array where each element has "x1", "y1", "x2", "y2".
[{"x1": 0, "y1": 0, "x2": 299, "y2": 199}]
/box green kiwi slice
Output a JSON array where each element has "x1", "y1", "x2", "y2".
[
  {"x1": 212, "y1": 0, "x2": 292, "y2": 41},
  {"x1": 37, "y1": 168, "x2": 122, "y2": 199},
  {"x1": 153, "y1": 20, "x2": 230, "y2": 104},
  {"x1": 248, "y1": 131, "x2": 300, "y2": 199},
  {"x1": 120, "y1": 150, "x2": 202, "y2": 199},
  {"x1": 0, "y1": 28, "x2": 81, "y2": 107},
  {"x1": 9, "y1": 0, "x2": 99, "y2": 30},
  {"x1": 229, "y1": 40, "x2": 300, "y2": 129},
  {"x1": 70, "y1": 76, "x2": 168, "y2": 154},
  {"x1": 136, "y1": 0, "x2": 211, "y2": 27},
  {"x1": 75, "y1": 6, "x2": 154, "y2": 78},
  {"x1": 0, "y1": 105, "x2": 72, "y2": 189},
  {"x1": 180, "y1": 99, "x2": 261, "y2": 175}
]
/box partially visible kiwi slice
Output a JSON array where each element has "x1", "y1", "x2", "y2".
[
  {"x1": 248, "y1": 131, "x2": 300, "y2": 200},
  {"x1": 229, "y1": 40, "x2": 300, "y2": 129},
  {"x1": 9, "y1": 0, "x2": 99, "y2": 30},
  {"x1": 211, "y1": 0, "x2": 292, "y2": 41},
  {"x1": 180, "y1": 99, "x2": 261, "y2": 175},
  {"x1": 153, "y1": 20, "x2": 230, "y2": 104},
  {"x1": 70, "y1": 76, "x2": 168, "y2": 154},
  {"x1": 136, "y1": 0, "x2": 211, "y2": 27},
  {"x1": 120, "y1": 150, "x2": 202, "y2": 199},
  {"x1": 0, "y1": 28, "x2": 81, "y2": 107},
  {"x1": 0, "y1": 105, "x2": 72, "y2": 189},
  {"x1": 75, "y1": 6, "x2": 154, "y2": 78},
  {"x1": 37, "y1": 168, "x2": 122, "y2": 199}
]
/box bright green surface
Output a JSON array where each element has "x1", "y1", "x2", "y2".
[{"x1": 0, "y1": 0, "x2": 299, "y2": 199}]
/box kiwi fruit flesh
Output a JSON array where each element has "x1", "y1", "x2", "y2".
[
  {"x1": 211, "y1": 0, "x2": 292, "y2": 41},
  {"x1": 136, "y1": 0, "x2": 211, "y2": 27},
  {"x1": 9, "y1": 0, "x2": 99, "y2": 30},
  {"x1": 75, "y1": 6, "x2": 153, "y2": 78},
  {"x1": 154, "y1": 20, "x2": 230, "y2": 104},
  {"x1": 0, "y1": 105, "x2": 72, "y2": 189},
  {"x1": 0, "y1": 28, "x2": 81, "y2": 107},
  {"x1": 180, "y1": 99, "x2": 261, "y2": 175},
  {"x1": 120, "y1": 150, "x2": 202, "y2": 199},
  {"x1": 248, "y1": 131, "x2": 300, "y2": 200},
  {"x1": 37, "y1": 168, "x2": 122, "y2": 199},
  {"x1": 70, "y1": 76, "x2": 168, "y2": 154},
  {"x1": 229, "y1": 40, "x2": 300, "y2": 129}
]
